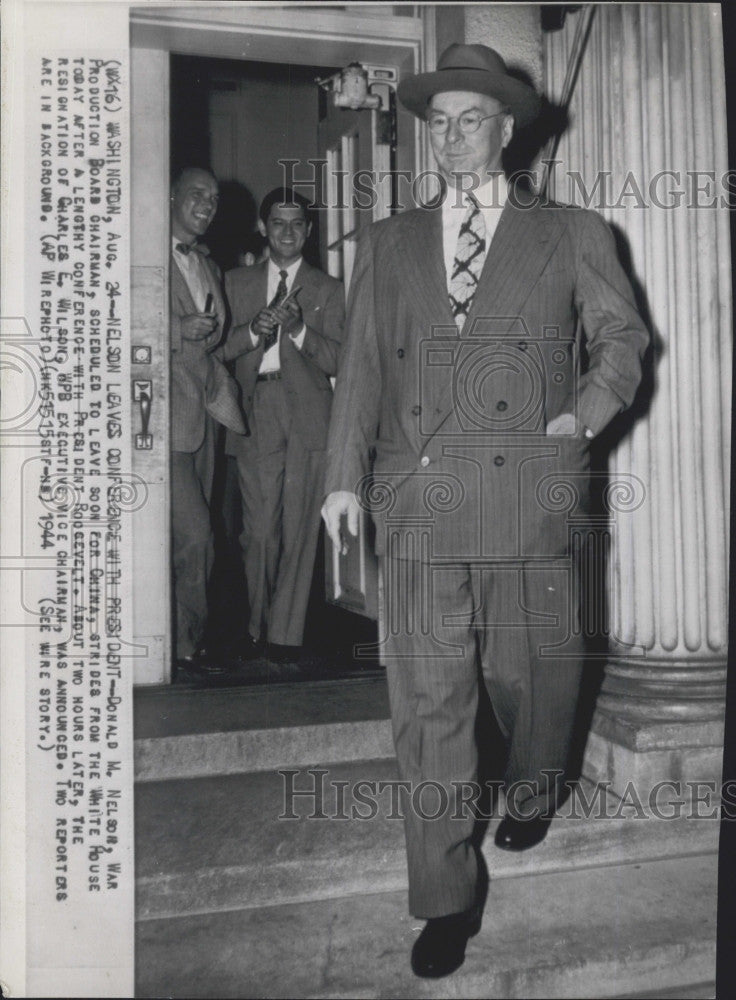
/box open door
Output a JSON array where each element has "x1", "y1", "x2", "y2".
[{"x1": 317, "y1": 69, "x2": 397, "y2": 288}]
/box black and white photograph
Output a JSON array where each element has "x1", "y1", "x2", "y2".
[{"x1": 0, "y1": 2, "x2": 732, "y2": 997}]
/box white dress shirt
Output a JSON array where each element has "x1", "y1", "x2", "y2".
[
  {"x1": 172, "y1": 237, "x2": 211, "y2": 312},
  {"x1": 254, "y1": 257, "x2": 307, "y2": 374},
  {"x1": 441, "y1": 173, "x2": 508, "y2": 289}
]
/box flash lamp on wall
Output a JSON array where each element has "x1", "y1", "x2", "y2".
[{"x1": 316, "y1": 62, "x2": 397, "y2": 111}]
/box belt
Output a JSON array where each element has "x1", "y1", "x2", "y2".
[{"x1": 256, "y1": 370, "x2": 282, "y2": 383}]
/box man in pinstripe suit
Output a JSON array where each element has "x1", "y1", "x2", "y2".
[{"x1": 322, "y1": 44, "x2": 648, "y2": 978}]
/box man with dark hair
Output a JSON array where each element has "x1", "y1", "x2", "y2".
[
  {"x1": 258, "y1": 185, "x2": 312, "y2": 228},
  {"x1": 322, "y1": 44, "x2": 648, "y2": 978},
  {"x1": 169, "y1": 166, "x2": 247, "y2": 674},
  {"x1": 222, "y1": 187, "x2": 344, "y2": 658}
]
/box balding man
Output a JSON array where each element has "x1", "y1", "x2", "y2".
[{"x1": 169, "y1": 167, "x2": 247, "y2": 674}]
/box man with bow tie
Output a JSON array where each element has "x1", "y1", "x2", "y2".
[
  {"x1": 222, "y1": 188, "x2": 344, "y2": 660},
  {"x1": 169, "y1": 167, "x2": 247, "y2": 675},
  {"x1": 322, "y1": 44, "x2": 648, "y2": 978}
]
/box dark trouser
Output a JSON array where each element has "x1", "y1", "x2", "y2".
[
  {"x1": 171, "y1": 416, "x2": 216, "y2": 659},
  {"x1": 234, "y1": 379, "x2": 324, "y2": 646},
  {"x1": 379, "y1": 555, "x2": 584, "y2": 918}
]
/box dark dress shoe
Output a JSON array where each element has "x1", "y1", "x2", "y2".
[
  {"x1": 177, "y1": 646, "x2": 228, "y2": 677},
  {"x1": 411, "y1": 858, "x2": 488, "y2": 978},
  {"x1": 411, "y1": 908, "x2": 482, "y2": 978},
  {"x1": 494, "y1": 813, "x2": 552, "y2": 852}
]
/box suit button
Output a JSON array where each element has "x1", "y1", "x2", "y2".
[
  {"x1": 412, "y1": 405, "x2": 422, "y2": 416},
  {"x1": 496, "y1": 400, "x2": 508, "y2": 412},
  {"x1": 517, "y1": 341, "x2": 528, "y2": 352},
  {"x1": 494, "y1": 455, "x2": 505, "y2": 467},
  {"x1": 397, "y1": 348, "x2": 405, "y2": 358},
  {"x1": 420, "y1": 455, "x2": 430, "y2": 467}
]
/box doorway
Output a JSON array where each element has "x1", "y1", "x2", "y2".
[
  {"x1": 130, "y1": 6, "x2": 425, "y2": 685},
  {"x1": 171, "y1": 52, "x2": 380, "y2": 686}
]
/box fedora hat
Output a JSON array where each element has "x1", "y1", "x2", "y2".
[{"x1": 397, "y1": 43, "x2": 540, "y2": 128}]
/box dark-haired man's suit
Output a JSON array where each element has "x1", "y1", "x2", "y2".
[
  {"x1": 223, "y1": 258, "x2": 344, "y2": 647},
  {"x1": 324, "y1": 197, "x2": 648, "y2": 917}
]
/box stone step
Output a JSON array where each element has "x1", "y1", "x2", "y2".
[
  {"x1": 135, "y1": 758, "x2": 720, "y2": 920},
  {"x1": 134, "y1": 676, "x2": 393, "y2": 781},
  {"x1": 614, "y1": 984, "x2": 715, "y2": 999},
  {"x1": 135, "y1": 853, "x2": 717, "y2": 998}
]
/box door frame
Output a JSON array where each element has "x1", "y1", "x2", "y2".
[{"x1": 130, "y1": 4, "x2": 432, "y2": 684}]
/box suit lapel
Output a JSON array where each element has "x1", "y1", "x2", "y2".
[
  {"x1": 399, "y1": 208, "x2": 456, "y2": 328},
  {"x1": 396, "y1": 199, "x2": 565, "y2": 338},
  {"x1": 256, "y1": 260, "x2": 269, "y2": 308},
  {"x1": 294, "y1": 259, "x2": 317, "y2": 309},
  {"x1": 464, "y1": 200, "x2": 564, "y2": 331},
  {"x1": 171, "y1": 255, "x2": 197, "y2": 315},
  {"x1": 198, "y1": 253, "x2": 226, "y2": 330},
  {"x1": 172, "y1": 246, "x2": 228, "y2": 328}
]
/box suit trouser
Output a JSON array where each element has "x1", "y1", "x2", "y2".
[
  {"x1": 234, "y1": 379, "x2": 324, "y2": 646},
  {"x1": 171, "y1": 415, "x2": 216, "y2": 659},
  {"x1": 379, "y1": 554, "x2": 584, "y2": 918}
]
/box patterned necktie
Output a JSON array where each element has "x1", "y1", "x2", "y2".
[
  {"x1": 448, "y1": 196, "x2": 486, "y2": 328},
  {"x1": 264, "y1": 269, "x2": 289, "y2": 351},
  {"x1": 176, "y1": 242, "x2": 192, "y2": 255}
]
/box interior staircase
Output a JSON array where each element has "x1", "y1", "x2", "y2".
[{"x1": 133, "y1": 675, "x2": 718, "y2": 999}]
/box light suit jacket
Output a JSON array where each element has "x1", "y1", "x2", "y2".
[
  {"x1": 170, "y1": 246, "x2": 247, "y2": 453},
  {"x1": 222, "y1": 259, "x2": 345, "y2": 453},
  {"x1": 324, "y1": 199, "x2": 649, "y2": 561}
]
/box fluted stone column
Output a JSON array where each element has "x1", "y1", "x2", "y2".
[{"x1": 545, "y1": 4, "x2": 730, "y2": 793}]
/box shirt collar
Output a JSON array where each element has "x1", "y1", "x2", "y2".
[
  {"x1": 268, "y1": 256, "x2": 302, "y2": 280},
  {"x1": 442, "y1": 173, "x2": 508, "y2": 213}
]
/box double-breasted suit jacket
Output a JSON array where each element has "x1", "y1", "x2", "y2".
[
  {"x1": 325, "y1": 198, "x2": 649, "y2": 563},
  {"x1": 324, "y1": 197, "x2": 648, "y2": 919},
  {"x1": 223, "y1": 257, "x2": 345, "y2": 647}
]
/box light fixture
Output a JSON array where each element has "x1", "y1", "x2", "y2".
[{"x1": 316, "y1": 62, "x2": 397, "y2": 112}]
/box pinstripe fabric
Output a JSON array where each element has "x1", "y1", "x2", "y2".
[
  {"x1": 325, "y1": 197, "x2": 648, "y2": 918},
  {"x1": 326, "y1": 201, "x2": 648, "y2": 508},
  {"x1": 382, "y1": 557, "x2": 583, "y2": 917}
]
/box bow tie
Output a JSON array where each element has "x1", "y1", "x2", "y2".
[{"x1": 176, "y1": 242, "x2": 194, "y2": 255}]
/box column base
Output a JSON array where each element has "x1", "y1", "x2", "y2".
[{"x1": 582, "y1": 710, "x2": 725, "y2": 797}]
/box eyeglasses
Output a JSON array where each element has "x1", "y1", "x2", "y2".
[{"x1": 426, "y1": 110, "x2": 508, "y2": 135}]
